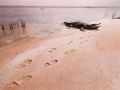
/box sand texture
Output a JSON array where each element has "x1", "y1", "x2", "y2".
[{"x1": 0, "y1": 19, "x2": 120, "y2": 90}]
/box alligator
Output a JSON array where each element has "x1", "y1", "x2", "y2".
[{"x1": 64, "y1": 21, "x2": 101, "y2": 31}]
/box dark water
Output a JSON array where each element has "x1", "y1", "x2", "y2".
[{"x1": 0, "y1": 7, "x2": 120, "y2": 46}]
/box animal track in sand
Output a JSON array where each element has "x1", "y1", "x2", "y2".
[
  {"x1": 8, "y1": 75, "x2": 32, "y2": 87},
  {"x1": 48, "y1": 50, "x2": 53, "y2": 53},
  {"x1": 85, "y1": 39, "x2": 88, "y2": 42},
  {"x1": 79, "y1": 34, "x2": 94, "y2": 44},
  {"x1": 48, "y1": 48, "x2": 56, "y2": 53},
  {"x1": 87, "y1": 36, "x2": 91, "y2": 38},
  {"x1": 70, "y1": 32, "x2": 75, "y2": 35},
  {"x1": 52, "y1": 48, "x2": 56, "y2": 50},
  {"x1": 49, "y1": 31, "x2": 54, "y2": 33},
  {"x1": 79, "y1": 36, "x2": 83, "y2": 39},
  {"x1": 87, "y1": 34, "x2": 94, "y2": 38},
  {"x1": 80, "y1": 39, "x2": 88, "y2": 44},
  {"x1": 80, "y1": 41, "x2": 85, "y2": 44},
  {"x1": 64, "y1": 49, "x2": 75, "y2": 54},
  {"x1": 68, "y1": 41, "x2": 74, "y2": 45},
  {"x1": 44, "y1": 60, "x2": 58, "y2": 67},
  {"x1": 18, "y1": 59, "x2": 32, "y2": 68},
  {"x1": 48, "y1": 32, "x2": 54, "y2": 35}
]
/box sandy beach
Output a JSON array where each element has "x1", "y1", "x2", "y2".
[{"x1": 1, "y1": 19, "x2": 120, "y2": 90}]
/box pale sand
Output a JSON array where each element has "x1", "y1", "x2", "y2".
[{"x1": 1, "y1": 19, "x2": 120, "y2": 90}]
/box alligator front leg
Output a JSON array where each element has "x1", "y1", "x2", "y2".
[{"x1": 80, "y1": 27, "x2": 85, "y2": 32}]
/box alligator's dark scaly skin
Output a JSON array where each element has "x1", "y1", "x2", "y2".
[{"x1": 64, "y1": 22, "x2": 101, "y2": 31}]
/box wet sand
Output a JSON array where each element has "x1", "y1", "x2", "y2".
[{"x1": 1, "y1": 19, "x2": 120, "y2": 90}]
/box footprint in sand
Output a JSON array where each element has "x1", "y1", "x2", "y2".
[
  {"x1": 68, "y1": 41, "x2": 74, "y2": 45},
  {"x1": 80, "y1": 39, "x2": 88, "y2": 44},
  {"x1": 70, "y1": 32, "x2": 75, "y2": 35},
  {"x1": 79, "y1": 36, "x2": 83, "y2": 39},
  {"x1": 18, "y1": 59, "x2": 32, "y2": 68},
  {"x1": 64, "y1": 49, "x2": 75, "y2": 54},
  {"x1": 87, "y1": 36, "x2": 91, "y2": 38},
  {"x1": 48, "y1": 48, "x2": 56, "y2": 53},
  {"x1": 85, "y1": 39, "x2": 88, "y2": 42},
  {"x1": 44, "y1": 60, "x2": 58, "y2": 67},
  {"x1": 49, "y1": 32, "x2": 54, "y2": 33},
  {"x1": 87, "y1": 34, "x2": 94, "y2": 38},
  {"x1": 48, "y1": 50, "x2": 53, "y2": 53},
  {"x1": 48, "y1": 32, "x2": 54, "y2": 35},
  {"x1": 52, "y1": 48, "x2": 56, "y2": 50},
  {"x1": 80, "y1": 41, "x2": 85, "y2": 44},
  {"x1": 8, "y1": 75, "x2": 32, "y2": 87},
  {"x1": 91, "y1": 34, "x2": 94, "y2": 37}
]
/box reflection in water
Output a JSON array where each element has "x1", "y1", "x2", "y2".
[{"x1": 0, "y1": 20, "x2": 27, "y2": 47}]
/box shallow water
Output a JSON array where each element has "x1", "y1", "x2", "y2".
[{"x1": 0, "y1": 7, "x2": 120, "y2": 46}]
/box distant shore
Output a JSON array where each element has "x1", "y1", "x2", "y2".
[{"x1": 0, "y1": 5, "x2": 120, "y2": 8}]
